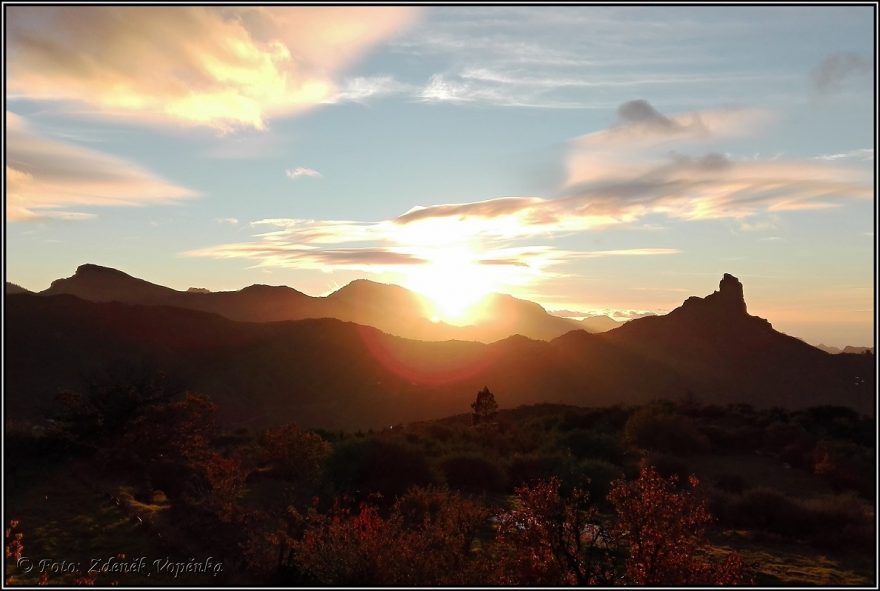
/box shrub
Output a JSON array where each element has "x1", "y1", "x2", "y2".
[
  {"x1": 724, "y1": 488, "x2": 812, "y2": 539},
  {"x1": 642, "y1": 453, "x2": 690, "y2": 485},
  {"x1": 260, "y1": 424, "x2": 331, "y2": 486},
  {"x1": 713, "y1": 473, "x2": 748, "y2": 495},
  {"x1": 608, "y1": 466, "x2": 747, "y2": 585},
  {"x1": 576, "y1": 459, "x2": 624, "y2": 503},
  {"x1": 326, "y1": 439, "x2": 434, "y2": 500},
  {"x1": 440, "y1": 454, "x2": 506, "y2": 493},
  {"x1": 812, "y1": 439, "x2": 875, "y2": 498},
  {"x1": 565, "y1": 429, "x2": 626, "y2": 463},
  {"x1": 292, "y1": 488, "x2": 489, "y2": 585},
  {"x1": 624, "y1": 408, "x2": 710, "y2": 455},
  {"x1": 507, "y1": 453, "x2": 574, "y2": 490}
]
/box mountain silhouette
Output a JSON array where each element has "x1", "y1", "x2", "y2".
[
  {"x1": 5, "y1": 273, "x2": 873, "y2": 429},
  {"x1": 36, "y1": 264, "x2": 604, "y2": 341},
  {"x1": 5, "y1": 282, "x2": 31, "y2": 295}
]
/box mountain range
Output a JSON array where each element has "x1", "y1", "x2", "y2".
[
  {"x1": 23, "y1": 264, "x2": 620, "y2": 342},
  {"x1": 5, "y1": 268, "x2": 874, "y2": 429}
]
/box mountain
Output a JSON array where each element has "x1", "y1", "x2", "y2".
[
  {"x1": 44, "y1": 263, "x2": 178, "y2": 304},
  {"x1": 602, "y1": 274, "x2": 873, "y2": 409},
  {"x1": 579, "y1": 315, "x2": 623, "y2": 333},
  {"x1": 5, "y1": 282, "x2": 31, "y2": 295},
  {"x1": 5, "y1": 274, "x2": 873, "y2": 429},
  {"x1": 816, "y1": 343, "x2": 843, "y2": 354},
  {"x1": 34, "y1": 264, "x2": 601, "y2": 342},
  {"x1": 842, "y1": 345, "x2": 873, "y2": 355}
]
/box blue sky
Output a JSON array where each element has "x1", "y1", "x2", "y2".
[{"x1": 5, "y1": 5, "x2": 875, "y2": 346}]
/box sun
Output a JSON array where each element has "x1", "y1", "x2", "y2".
[{"x1": 403, "y1": 250, "x2": 495, "y2": 325}]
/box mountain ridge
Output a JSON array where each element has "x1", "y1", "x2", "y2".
[
  {"x1": 34, "y1": 263, "x2": 605, "y2": 342},
  {"x1": 5, "y1": 273, "x2": 873, "y2": 429}
]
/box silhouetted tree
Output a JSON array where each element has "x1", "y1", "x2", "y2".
[{"x1": 471, "y1": 386, "x2": 498, "y2": 425}]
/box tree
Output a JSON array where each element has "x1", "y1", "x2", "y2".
[
  {"x1": 471, "y1": 386, "x2": 498, "y2": 425},
  {"x1": 607, "y1": 465, "x2": 746, "y2": 585},
  {"x1": 493, "y1": 477, "x2": 619, "y2": 585}
]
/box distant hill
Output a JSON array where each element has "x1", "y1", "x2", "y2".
[
  {"x1": 34, "y1": 264, "x2": 606, "y2": 342},
  {"x1": 842, "y1": 345, "x2": 874, "y2": 355},
  {"x1": 815, "y1": 344, "x2": 873, "y2": 355},
  {"x1": 5, "y1": 282, "x2": 31, "y2": 295},
  {"x1": 579, "y1": 315, "x2": 623, "y2": 332},
  {"x1": 5, "y1": 274, "x2": 873, "y2": 430}
]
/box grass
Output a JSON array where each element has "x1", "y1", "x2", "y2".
[
  {"x1": 686, "y1": 453, "x2": 834, "y2": 499},
  {"x1": 5, "y1": 460, "x2": 226, "y2": 586},
  {"x1": 707, "y1": 530, "x2": 875, "y2": 586}
]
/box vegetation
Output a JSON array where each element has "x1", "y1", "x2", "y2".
[{"x1": 4, "y1": 378, "x2": 875, "y2": 586}]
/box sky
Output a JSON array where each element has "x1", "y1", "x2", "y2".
[{"x1": 4, "y1": 5, "x2": 876, "y2": 347}]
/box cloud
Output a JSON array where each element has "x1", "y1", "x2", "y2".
[
  {"x1": 814, "y1": 148, "x2": 873, "y2": 162},
  {"x1": 184, "y1": 210, "x2": 678, "y2": 285},
  {"x1": 574, "y1": 100, "x2": 771, "y2": 151},
  {"x1": 6, "y1": 6, "x2": 415, "y2": 131},
  {"x1": 6, "y1": 112, "x2": 195, "y2": 222},
  {"x1": 811, "y1": 52, "x2": 872, "y2": 94},
  {"x1": 215, "y1": 217, "x2": 239, "y2": 225},
  {"x1": 285, "y1": 167, "x2": 323, "y2": 180},
  {"x1": 325, "y1": 76, "x2": 413, "y2": 103}
]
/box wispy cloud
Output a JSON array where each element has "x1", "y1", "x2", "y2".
[
  {"x1": 6, "y1": 112, "x2": 195, "y2": 222},
  {"x1": 185, "y1": 210, "x2": 678, "y2": 292},
  {"x1": 215, "y1": 217, "x2": 239, "y2": 225},
  {"x1": 285, "y1": 167, "x2": 323, "y2": 180},
  {"x1": 6, "y1": 6, "x2": 416, "y2": 131},
  {"x1": 325, "y1": 76, "x2": 413, "y2": 103},
  {"x1": 813, "y1": 148, "x2": 873, "y2": 162}
]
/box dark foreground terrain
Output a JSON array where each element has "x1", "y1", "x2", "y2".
[{"x1": 5, "y1": 390, "x2": 875, "y2": 586}]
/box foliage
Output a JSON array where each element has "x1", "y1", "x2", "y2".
[
  {"x1": 326, "y1": 438, "x2": 435, "y2": 500},
  {"x1": 624, "y1": 407, "x2": 710, "y2": 454},
  {"x1": 493, "y1": 478, "x2": 620, "y2": 585},
  {"x1": 471, "y1": 386, "x2": 499, "y2": 425},
  {"x1": 291, "y1": 488, "x2": 489, "y2": 585},
  {"x1": 440, "y1": 454, "x2": 506, "y2": 493},
  {"x1": 608, "y1": 465, "x2": 747, "y2": 585},
  {"x1": 259, "y1": 423, "x2": 331, "y2": 496},
  {"x1": 51, "y1": 365, "x2": 182, "y2": 447}
]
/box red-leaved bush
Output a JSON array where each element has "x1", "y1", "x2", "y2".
[{"x1": 608, "y1": 465, "x2": 747, "y2": 585}]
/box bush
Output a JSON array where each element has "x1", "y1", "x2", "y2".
[
  {"x1": 812, "y1": 439, "x2": 875, "y2": 498},
  {"x1": 713, "y1": 473, "x2": 748, "y2": 495},
  {"x1": 624, "y1": 408, "x2": 710, "y2": 455},
  {"x1": 564, "y1": 430, "x2": 626, "y2": 464},
  {"x1": 326, "y1": 438, "x2": 435, "y2": 500},
  {"x1": 440, "y1": 454, "x2": 506, "y2": 493},
  {"x1": 642, "y1": 453, "x2": 690, "y2": 485},
  {"x1": 576, "y1": 459, "x2": 623, "y2": 502},
  {"x1": 722, "y1": 487, "x2": 873, "y2": 549},
  {"x1": 725, "y1": 488, "x2": 811, "y2": 539},
  {"x1": 292, "y1": 487, "x2": 490, "y2": 585},
  {"x1": 507, "y1": 453, "x2": 574, "y2": 490}
]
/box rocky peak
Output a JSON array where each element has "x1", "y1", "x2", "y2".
[
  {"x1": 74, "y1": 263, "x2": 130, "y2": 277},
  {"x1": 714, "y1": 273, "x2": 747, "y2": 314},
  {"x1": 680, "y1": 273, "x2": 748, "y2": 317}
]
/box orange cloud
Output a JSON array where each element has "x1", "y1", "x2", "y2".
[
  {"x1": 6, "y1": 112, "x2": 195, "y2": 222},
  {"x1": 6, "y1": 6, "x2": 416, "y2": 131}
]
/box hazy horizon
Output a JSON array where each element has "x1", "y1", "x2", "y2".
[{"x1": 5, "y1": 5, "x2": 875, "y2": 348}]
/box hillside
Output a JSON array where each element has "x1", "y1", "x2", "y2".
[
  {"x1": 37, "y1": 264, "x2": 597, "y2": 342},
  {"x1": 5, "y1": 274, "x2": 873, "y2": 429}
]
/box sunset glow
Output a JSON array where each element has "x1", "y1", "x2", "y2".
[{"x1": 5, "y1": 4, "x2": 874, "y2": 347}]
